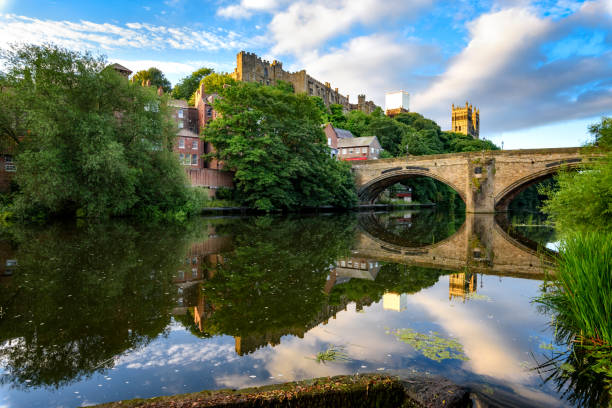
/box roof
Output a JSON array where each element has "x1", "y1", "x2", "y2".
[
  {"x1": 333, "y1": 126, "x2": 355, "y2": 139},
  {"x1": 337, "y1": 136, "x2": 378, "y2": 148},
  {"x1": 169, "y1": 99, "x2": 189, "y2": 108},
  {"x1": 109, "y1": 63, "x2": 132, "y2": 74}
]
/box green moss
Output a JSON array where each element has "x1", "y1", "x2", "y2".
[{"x1": 93, "y1": 374, "x2": 407, "y2": 408}]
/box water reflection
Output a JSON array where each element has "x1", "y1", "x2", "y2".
[{"x1": 0, "y1": 211, "x2": 577, "y2": 407}]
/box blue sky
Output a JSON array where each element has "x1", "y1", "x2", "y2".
[{"x1": 0, "y1": 0, "x2": 611, "y2": 148}]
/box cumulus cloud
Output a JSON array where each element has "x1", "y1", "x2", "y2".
[
  {"x1": 411, "y1": 2, "x2": 612, "y2": 134},
  {"x1": 218, "y1": 0, "x2": 285, "y2": 18},
  {"x1": 299, "y1": 34, "x2": 439, "y2": 106},
  {"x1": 0, "y1": 13, "x2": 248, "y2": 52},
  {"x1": 268, "y1": 0, "x2": 433, "y2": 55}
]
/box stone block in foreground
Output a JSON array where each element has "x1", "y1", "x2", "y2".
[{"x1": 92, "y1": 374, "x2": 406, "y2": 408}]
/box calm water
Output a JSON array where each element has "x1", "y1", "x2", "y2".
[{"x1": 0, "y1": 210, "x2": 573, "y2": 407}]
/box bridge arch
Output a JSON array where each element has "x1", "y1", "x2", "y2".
[
  {"x1": 357, "y1": 169, "x2": 467, "y2": 204},
  {"x1": 494, "y1": 162, "x2": 582, "y2": 211}
]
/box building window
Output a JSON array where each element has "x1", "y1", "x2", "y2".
[
  {"x1": 206, "y1": 107, "x2": 213, "y2": 117},
  {"x1": 177, "y1": 270, "x2": 184, "y2": 279},
  {"x1": 179, "y1": 138, "x2": 185, "y2": 148},
  {"x1": 4, "y1": 155, "x2": 15, "y2": 172},
  {"x1": 342, "y1": 148, "x2": 347, "y2": 154},
  {"x1": 192, "y1": 140, "x2": 198, "y2": 150},
  {"x1": 349, "y1": 148, "x2": 353, "y2": 154},
  {"x1": 178, "y1": 109, "x2": 184, "y2": 119},
  {"x1": 362, "y1": 147, "x2": 367, "y2": 154},
  {"x1": 179, "y1": 153, "x2": 184, "y2": 163},
  {"x1": 178, "y1": 121, "x2": 184, "y2": 129},
  {"x1": 192, "y1": 268, "x2": 198, "y2": 278},
  {"x1": 191, "y1": 154, "x2": 198, "y2": 165},
  {"x1": 327, "y1": 137, "x2": 331, "y2": 146}
]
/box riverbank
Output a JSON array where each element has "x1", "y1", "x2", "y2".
[
  {"x1": 92, "y1": 374, "x2": 472, "y2": 408},
  {"x1": 199, "y1": 202, "x2": 435, "y2": 215}
]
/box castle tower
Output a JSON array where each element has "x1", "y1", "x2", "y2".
[{"x1": 451, "y1": 102, "x2": 479, "y2": 139}]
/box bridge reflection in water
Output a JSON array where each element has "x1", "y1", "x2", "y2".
[{"x1": 354, "y1": 211, "x2": 555, "y2": 278}]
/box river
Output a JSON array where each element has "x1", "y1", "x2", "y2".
[{"x1": 0, "y1": 210, "x2": 574, "y2": 407}]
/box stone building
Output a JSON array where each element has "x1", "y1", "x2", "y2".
[
  {"x1": 451, "y1": 102, "x2": 480, "y2": 139},
  {"x1": 230, "y1": 51, "x2": 379, "y2": 114}
]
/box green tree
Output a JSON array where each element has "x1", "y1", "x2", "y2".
[
  {"x1": 171, "y1": 67, "x2": 213, "y2": 103},
  {"x1": 0, "y1": 44, "x2": 200, "y2": 219},
  {"x1": 188, "y1": 73, "x2": 237, "y2": 105},
  {"x1": 203, "y1": 82, "x2": 357, "y2": 210},
  {"x1": 131, "y1": 67, "x2": 172, "y2": 93},
  {"x1": 541, "y1": 117, "x2": 612, "y2": 233},
  {"x1": 329, "y1": 104, "x2": 347, "y2": 128}
]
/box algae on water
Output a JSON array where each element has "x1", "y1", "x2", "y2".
[{"x1": 390, "y1": 328, "x2": 469, "y2": 362}]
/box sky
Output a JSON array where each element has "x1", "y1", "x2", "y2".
[{"x1": 0, "y1": 0, "x2": 611, "y2": 149}]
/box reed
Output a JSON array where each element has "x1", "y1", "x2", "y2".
[{"x1": 540, "y1": 232, "x2": 612, "y2": 344}]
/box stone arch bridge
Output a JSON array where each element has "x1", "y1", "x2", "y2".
[{"x1": 352, "y1": 147, "x2": 596, "y2": 213}]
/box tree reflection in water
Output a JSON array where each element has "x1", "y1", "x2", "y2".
[
  {"x1": 0, "y1": 220, "x2": 212, "y2": 389},
  {"x1": 178, "y1": 214, "x2": 455, "y2": 356}
]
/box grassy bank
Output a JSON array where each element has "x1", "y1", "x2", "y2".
[{"x1": 537, "y1": 232, "x2": 612, "y2": 405}]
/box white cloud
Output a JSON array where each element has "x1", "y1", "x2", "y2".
[
  {"x1": 411, "y1": 4, "x2": 612, "y2": 135},
  {"x1": 218, "y1": 0, "x2": 286, "y2": 18},
  {"x1": 0, "y1": 13, "x2": 248, "y2": 52},
  {"x1": 268, "y1": 0, "x2": 433, "y2": 55},
  {"x1": 299, "y1": 34, "x2": 439, "y2": 105}
]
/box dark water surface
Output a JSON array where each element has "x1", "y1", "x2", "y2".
[{"x1": 0, "y1": 210, "x2": 571, "y2": 407}]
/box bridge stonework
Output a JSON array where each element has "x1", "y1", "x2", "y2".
[
  {"x1": 355, "y1": 213, "x2": 554, "y2": 277},
  {"x1": 352, "y1": 147, "x2": 592, "y2": 213}
]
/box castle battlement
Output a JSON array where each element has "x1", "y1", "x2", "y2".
[{"x1": 231, "y1": 51, "x2": 380, "y2": 114}]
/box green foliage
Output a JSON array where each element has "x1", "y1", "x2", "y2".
[
  {"x1": 539, "y1": 232, "x2": 612, "y2": 345},
  {"x1": 328, "y1": 104, "x2": 347, "y2": 128},
  {"x1": 589, "y1": 116, "x2": 612, "y2": 149},
  {"x1": 171, "y1": 67, "x2": 213, "y2": 102},
  {"x1": 203, "y1": 82, "x2": 357, "y2": 210},
  {"x1": 536, "y1": 231, "x2": 612, "y2": 406},
  {"x1": 188, "y1": 73, "x2": 237, "y2": 105},
  {"x1": 0, "y1": 44, "x2": 201, "y2": 220},
  {"x1": 540, "y1": 155, "x2": 612, "y2": 233},
  {"x1": 540, "y1": 117, "x2": 612, "y2": 233},
  {"x1": 272, "y1": 80, "x2": 294, "y2": 93},
  {"x1": 131, "y1": 67, "x2": 171, "y2": 93}
]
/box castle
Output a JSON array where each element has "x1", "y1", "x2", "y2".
[
  {"x1": 230, "y1": 51, "x2": 379, "y2": 114},
  {"x1": 451, "y1": 102, "x2": 480, "y2": 139}
]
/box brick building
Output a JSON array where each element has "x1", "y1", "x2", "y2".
[
  {"x1": 230, "y1": 51, "x2": 379, "y2": 113},
  {"x1": 168, "y1": 85, "x2": 233, "y2": 192}
]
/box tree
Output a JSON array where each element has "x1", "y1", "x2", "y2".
[
  {"x1": 188, "y1": 73, "x2": 236, "y2": 105},
  {"x1": 541, "y1": 117, "x2": 612, "y2": 233},
  {"x1": 171, "y1": 67, "x2": 213, "y2": 103},
  {"x1": 203, "y1": 82, "x2": 357, "y2": 210},
  {"x1": 132, "y1": 67, "x2": 171, "y2": 93},
  {"x1": 0, "y1": 44, "x2": 200, "y2": 219}
]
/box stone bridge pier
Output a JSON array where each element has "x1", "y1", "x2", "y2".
[{"x1": 352, "y1": 147, "x2": 593, "y2": 213}]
